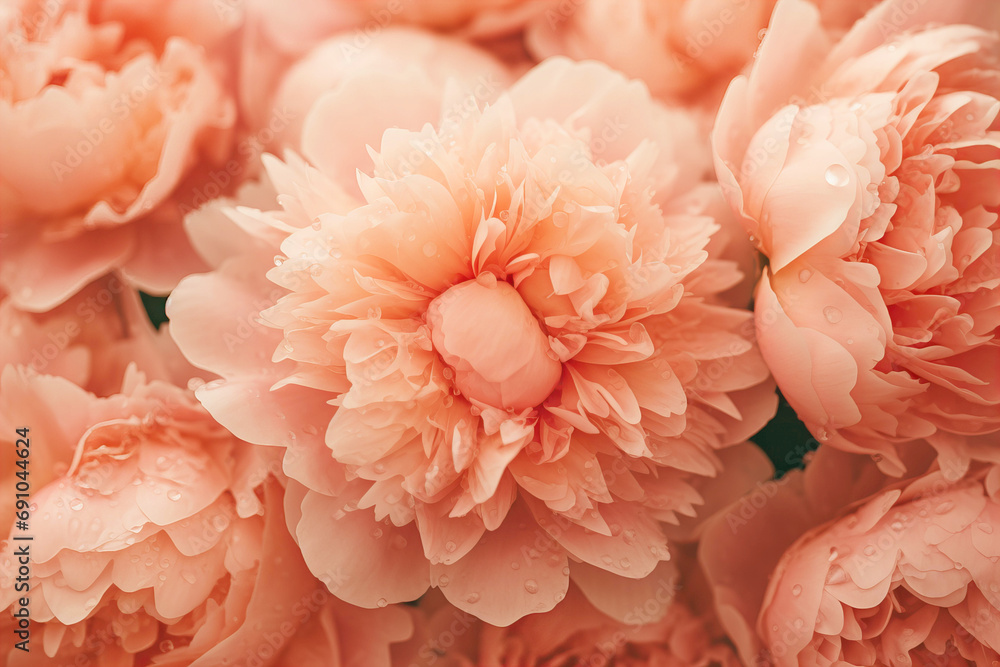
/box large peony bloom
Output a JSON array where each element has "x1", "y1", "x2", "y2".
[
  {"x1": 713, "y1": 0, "x2": 1000, "y2": 476},
  {"x1": 701, "y1": 446, "x2": 1000, "y2": 667},
  {"x1": 169, "y1": 57, "x2": 776, "y2": 626},
  {"x1": 236, "y1": 0, "x2": 533, "y2": 134},
  {"x1": 268, "y1": 28, "x2": 513, "y2": 157},
  {"x1": 0, "y1": 366, "x2": 413, "y2": 666},
  {"x1": 524, "y1": 0, "x2": 898, "y2": 105},
  {"x1": 396, "y1": 583, "x2": 740, "y2": 666},
  {"x1": 526, "y1": 0, "x2": 780, "y2": 102},
  {"x1": 0, "y1": 0, "x2": 235, "y2": 311}
]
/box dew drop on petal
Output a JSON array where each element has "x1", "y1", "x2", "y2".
[
  {"x1": 167, "y1": 490, "x2": 181, "y2": 502},
  {"x1": 523, "y1": 579, "x2": 539, "y2": 594},
  {"x1": 422, "y1": 242, "x2": 437, "y2": 257},
  {"x1": 799, "y1": 269, "x2": 812, "y2": 283},
  {"x1": 466, "y1": 592, "x2": 480, "y2": 603},
  {"x1": 792, "y1": 584, "x2": 802, "y2": 596},
  {"x1": 823, "y1": 306, "x2": 843, "y2": 323},
  {"x1": 824, "y1": 164, "x2": 850, "y2": 187},
  {"x1": 69, "y1": 499, "x2": 84, "y2": 511}
]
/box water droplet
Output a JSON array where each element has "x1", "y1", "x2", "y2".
[
  {"x1": 159, "y1": 639, "x2": 175, "y2": 653},
  {"x1": 523, "y1": 579, "x2": 539, "y2": 594},
  {"x1": 799, "y1": 269, "x2": 812, "y2": 282},
  {"x1": 182, "y1": 571, "x2": 197, "y2": 585},
  {"x1": 824, "y1": 164, "x2": 850, "y2": 187},
  {"x1": 69, "y1": 498, "x2": 84, "y2": 511},
  {"x1": 466, "y1": 592, "x2": 480, "y2": 603},
  {"x1": 619, "y1": 558, "x2": 630, "y2": 570},
  {"x1": 273, "y1": 255, "x2": 285, "y2": 266},
  {"x1": 978, "y1": 522, "x2": 994, "y2": 534},
  {"x1": 499, "y1": 210, "x2": 509, "y2": 222},
  {"x1": 552, "y1": 212, "x2": 569, "y2": 228},
  {"x1": 445, "y1": 541, "x2": 457, "y2": 553},
  {"x1": 863, "y1": 545, "x2": 877, "y2": 556},
  {"x1": 422, "y1": 242, "x2": 437, "y2": 257},
  {"x1": 792, "y1": 584, "x2": 802, "y2": 596},
  {"x1": 167, "y1": 490, "x2": 181, "y2": 502},
  {"x1": 823, "y1": 306, "x2": 843, "y2": 324},
  {"x1": 376, "y1": 598, "x2": 388, "y2": 608},
  {"x1": 438, "y1": 575, "x2": 450, "y2": 587},
  {"x1": 370, "y1": 527, "x2": 383, "y2": 539},
  {"x1": 935, "y1": 501, "x2": 954, "y2": 514}
]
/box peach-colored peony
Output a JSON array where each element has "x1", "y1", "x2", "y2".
[
  {"x1": 169, "y1": 57, "x2": 776, "y2": 626},
  {"x1": 0, "y1": 0, "x2": 235, "y2": 311},
  {"x1": 526, "y1": 0, "x2": 776, "y2": 102},
  {"x1": 0, "y1": 274, "x2": 197, "y2": 397},
  {"x1": 269, "y1": 27, "x2": 513, "y2": 157},
  {"x1": 524, "y1": 0, "x2": 893, "y2": 106},
  {"x1": 237, "y1": 0, "x2": 530, "y2": 134},
  {"x1": 395, "y1": 584, "x2": 739, "y2": 666},
  {"x1": 713, "y1": 0, "x2": 1000, "y2": 477},
  {"x1": 701, "y1": 446, "x2": 1000, "y2": 667},
  {"x1": 0, "y1": 366, "x2": 413, "y2": 666}
]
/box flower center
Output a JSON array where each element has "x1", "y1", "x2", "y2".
[{"x1": 426, "y1": 274, "x2": 562, "y2": 411}]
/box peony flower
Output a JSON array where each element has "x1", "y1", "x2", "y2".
[
  {"x1": 268, "y1": 27, "x2": 513, "y2": 156},
  {"x1": 701, "y1": 445, "x2": 1000, "y2": 666},
  {"x1": 526, "y1": 0, "x2": 778, "y2": 103},
  {"x1": 0, "y1": 366, "x2": 414, "y2": 666},
  {"x1": 524, "y1": 0, "x2": 894, "y2": 106},
  {"x1": 396, "y1": 583, "x2": 740, "y2": 666},
  {"x1": 0, "y1": 274, "x2": 196, "y2": 397},
  {"x1": 237, "y1": 0, "x2": 532, "y2": 135},
  {"x1": 0, "y1": 0, "x2": 236, "y2": 311},
  {"x1": 713, "y1": 0, "x2": 1000, "y2": 477},
  {"x1": 169, "y1": 56, "x2": 776, "y2": 626}
]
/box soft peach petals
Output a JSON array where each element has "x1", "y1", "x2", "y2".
[
  {"x1": 0, "y1": 366, "x2": 412, "y2": 665},
  {"x1": 0, "y1": 274, "x2": 196, "y2": 397},
  {"x1": 0, "y1": 0, "x2": 235, "y2": 310},
  {"x1": 702, "y1": 447, "x2": 1000, "y2": 666},
  {"x1": 170, "y1": 57, "x2": 776, "y2": 626},
  {"x1": 397, "y1": 585, "x2": 739, "y2": 666},
  {"x1": 714, "y1": 0, "x2": 1000, "y2": 476}
]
